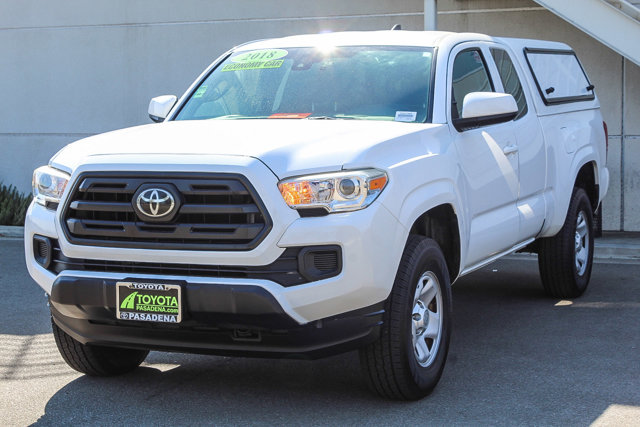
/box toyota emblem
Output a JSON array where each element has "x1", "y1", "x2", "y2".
[{"x1": 136, "y1": 188, "x2": 176, "y2": 218}]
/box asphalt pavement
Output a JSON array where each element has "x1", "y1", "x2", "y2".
[{"x1": 1, "y1": 236, "x2": 639, "y2": 426}]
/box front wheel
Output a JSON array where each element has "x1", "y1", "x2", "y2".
[
  {"x1": 538, "y1": 187, "x2": 595, "y2": 298},
  {"x1": 359, "y1": 235, "x2": 452, "y2": 400},
  {"x1": 52, "y1": 318, "x2": 149, "y2": 376}
]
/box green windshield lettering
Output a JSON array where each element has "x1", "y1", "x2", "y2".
[
  {"x1": 192, "y1": 85, "x2": 208, "y2": 98},
  {"x1": 222, "y1": 60, "x2": 284, "y2": 72}
]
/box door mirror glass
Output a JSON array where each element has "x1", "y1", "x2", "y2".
[{"x1": 148, "y1": 95, "x2": 177, "y2": 123}]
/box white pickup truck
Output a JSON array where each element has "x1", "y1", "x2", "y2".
[{"x1": 26, "y1": 30, "x2": 608, "y2": 400}]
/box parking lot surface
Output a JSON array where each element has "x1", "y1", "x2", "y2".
[{"x1": 1, "y1": 238, "x2": 639, "y2": 426}]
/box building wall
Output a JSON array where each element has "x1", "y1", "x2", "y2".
[
  {"x1": 1, "y1": 0, "x2": 637, "y2": 230},
  {"x1": 0, "y1": 0, "x2": 425, "y2": 192}
]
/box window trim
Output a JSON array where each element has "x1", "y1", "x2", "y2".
[
  {"x1": 490, "y1": 47, "x2": 529, "y2": 121},
  {"x1": 449, "y1": 46, "x2": 496, "y2": 126},
  {"x1": 523, "y1": 47, "x2": 595, "y2": 106},
  {"x1": 426, "y1": 47, "x2": 438, "y2": 124}
]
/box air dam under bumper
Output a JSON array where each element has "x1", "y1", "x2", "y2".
[{"x1": 50, "y1": 276, "x2": 385, "y2": 359}]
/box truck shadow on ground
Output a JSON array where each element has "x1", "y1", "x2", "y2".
[{"x1": 31, "y1": 258, "x2": 640, "y2": 425}]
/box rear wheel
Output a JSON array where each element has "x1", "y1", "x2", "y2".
[
  {"x1": 538, "y1": 187, "x2": 594, "y2": 298},
  {"x1": 359, "y1": 235, "x2": 452, "y2": 400},
  {"x1": 52, "y1": 318, "x2": 148, "y2": 376}
]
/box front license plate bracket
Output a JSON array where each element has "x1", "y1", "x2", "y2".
[{"x1": 116, "y1": 282, "x2": 182, "y2": 323}]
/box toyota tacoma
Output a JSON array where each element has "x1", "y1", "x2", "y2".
[{"x1": 25, "y1": 30, "x2": 609, "y2": 400}]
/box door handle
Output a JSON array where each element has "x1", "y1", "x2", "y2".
[{"x1": 503, "y1": 145, "x2": 519, "y2": 155}]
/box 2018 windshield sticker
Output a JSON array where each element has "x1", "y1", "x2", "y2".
[
  {"x1": 222, "y1": 49, "x2": 288, "y2": 72},
  {"x1": 193, "y1": 85, "x2": 208, "y2": 98}
]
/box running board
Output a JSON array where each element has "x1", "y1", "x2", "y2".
[{"x1": 460, "y1": 238, "x2": 536, "y2": 276}]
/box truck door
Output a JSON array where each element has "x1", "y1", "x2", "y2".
[
  {"x1": 487, "y1": 46, "x2": 546, "y2": 240},
  {"x1": 448, "y1": 44, "x2": 520, "y2": 267}
]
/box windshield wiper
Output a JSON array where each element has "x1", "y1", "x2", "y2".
[{"x1": 307, "y1": 115, "x2": 355, "y2": 120}]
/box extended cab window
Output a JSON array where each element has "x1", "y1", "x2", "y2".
[
  {"x1": 451, "y1": 49, "x2": 493, "y2": 119},
  {"x1": 524, "y1": 48, "x2": 594, "y2": 104},
  {"x1": 491, "y1": 48, "x2": 528, "y2": 120}
]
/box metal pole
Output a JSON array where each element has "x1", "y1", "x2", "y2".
[{"x1": 424, "y1": 0, "x2": 437, "y2": 31}]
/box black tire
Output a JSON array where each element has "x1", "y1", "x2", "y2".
[
  {"x1": 538, "y1": 187, "x2": 594, "y2": 298},
  {"x1": 52, "y1": 318, "x2": 149, "y2": 376},
  {"x1": 359, "y1": 235, "x2": 452, "y2": 400}
]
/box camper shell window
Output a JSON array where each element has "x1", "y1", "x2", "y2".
[{"x1": 524, "y1": 48, "x2": 595, "y2": 105}]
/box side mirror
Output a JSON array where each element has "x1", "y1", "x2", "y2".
[
  {"x1": 148, "y1": 95, "x2": 177, "y2": 123},
  {"x1": 454, "y1": 92, "x2": 518, "y2": 131}
]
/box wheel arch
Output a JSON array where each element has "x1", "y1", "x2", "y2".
[
  {"x1": 408, "y1": 204, "x2": 461, "y2": 282},
  {"x1": 540, "y1": 152, "x2": 600, "y2": 238},
  {"x1": 574, "y1": 161, "x2": 599, "y2": 212}
]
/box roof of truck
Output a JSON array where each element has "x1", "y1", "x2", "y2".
[{"x1": 235, "y1": 30, "x2": 572, "y2": 53}]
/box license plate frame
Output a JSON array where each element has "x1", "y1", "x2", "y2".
[{"x1": 116, "y1": 281, "x2": 182, "y2": 324}]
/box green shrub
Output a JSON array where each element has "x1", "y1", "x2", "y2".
[{"x1": 0, "y1": 183, "x2": 32, "y2": 226}]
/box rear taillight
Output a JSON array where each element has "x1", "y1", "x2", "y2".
[{"x1": 603, "y1": 121, "x2": 608, "y2": 162}]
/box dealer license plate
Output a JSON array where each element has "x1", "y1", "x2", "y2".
[{"x1": 116, "y1": 282, "x2": 182, "y2": 323}]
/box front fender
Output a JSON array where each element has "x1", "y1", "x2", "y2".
[{"x1": 382, "y1": 178, "x2": 467, "y2": 277}]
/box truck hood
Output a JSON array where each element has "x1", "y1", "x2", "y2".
[{"x1": 51, "y1": 119, "x2": 440, "y2": 178}]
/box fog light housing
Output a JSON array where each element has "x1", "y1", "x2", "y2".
[
  {"x1": 298, "y1": 246, "x2": 342, "y2": 282},
  {"x1": 33, "y1": 235, "x2": 52, "y2": 269}
]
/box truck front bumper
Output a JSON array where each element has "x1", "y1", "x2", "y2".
[{"x1": 49, "y1": 275, "x2": 384, "y2": 359}]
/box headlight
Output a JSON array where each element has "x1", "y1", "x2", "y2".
[
  {"x1": 278, "y1": 169, "x2": 388, "y2": 213},
  {"x1": 32, "y1": 166, "x2": 70, "y2": 208}
]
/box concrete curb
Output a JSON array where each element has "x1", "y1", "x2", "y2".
[
  {"x1": 595, "y1": 242, "x2": 640, "y2": 260},
  {"x1": 594, "y1": 232, "x2": 640, "y2": 262},
  {"x1": 0, "y1": 225, "x2": 24, "y2": 239}
]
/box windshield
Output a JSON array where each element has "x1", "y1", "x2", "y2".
[{"x1": 175, "y1": 46, "x2": 434, "y2": 122}]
